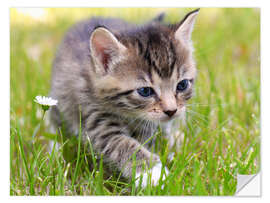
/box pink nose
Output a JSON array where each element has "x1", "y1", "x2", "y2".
[{"x1": 164, "y1": 109, "x2": 177, "y2": 117}]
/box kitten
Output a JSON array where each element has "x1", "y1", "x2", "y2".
[{"x1": 49, "y1": 9, "x2": 199, "y2": 187}]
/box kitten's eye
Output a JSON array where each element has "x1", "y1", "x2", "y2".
[
  {"x1": 137, "y1": 87, "x2": 155, "y2": 97},
  {"x1": 177, "y1": 79, "x2": 189, "y2": 92}
]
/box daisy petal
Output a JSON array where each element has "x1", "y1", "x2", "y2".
[{"x1": 34, "y1": 95, "x2": 58, "y2": 107}]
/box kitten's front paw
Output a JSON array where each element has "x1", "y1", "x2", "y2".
[{"x1": 135, "y1": 162, "x2": 169, "y2": 188}]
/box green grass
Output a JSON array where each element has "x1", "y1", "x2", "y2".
[{"x1": 10, "y1": 8, "x2": 260, "y2": 195}]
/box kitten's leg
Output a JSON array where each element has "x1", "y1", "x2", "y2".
[
  {"x1": 136, "y1": 161, "x2": 169, "y2": 188},
  {"x1": 84, "y1": 116, "x2": 168, "y2": 187}
]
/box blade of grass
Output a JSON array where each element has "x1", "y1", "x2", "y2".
[
  {"x1": 16, "y1": 126, "x2": 34, "y2": 195},
  {"x1": 71, "y1": 110, "x2": 82, "y2": 190}
]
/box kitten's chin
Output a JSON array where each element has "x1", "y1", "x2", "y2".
[
  {"x1": 159, "y1": 116, "x2": 177, "y2": 123},
  {"x1": 159, "y1": 114, "x2": 183, "y2": 123}
]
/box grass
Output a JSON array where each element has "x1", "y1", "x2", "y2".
[{"x1": 10, "y1": 8, "x2": 260, "y2": 195}]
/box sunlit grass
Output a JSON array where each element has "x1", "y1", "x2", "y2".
[{"x1": 10, "y1": 8, "x2": 260, "y2": 195}]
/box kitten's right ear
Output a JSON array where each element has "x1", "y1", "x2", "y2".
[
  {"x1": 90, "y1": 27, "x2": 127, "y2": 75},
  {"x1": 174, "y1": 9, "x2": 199, "y2": 46}
]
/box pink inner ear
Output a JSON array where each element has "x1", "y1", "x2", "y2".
[
  {"x1": 94, "y1": 39, "x2": 111, "y2": 71},
  {"x1": 102, "y1": 52, "x2": 110, "y2": 71},
  {"x1": 91, "y1": 28, "x2": 125, "y2": 73}
]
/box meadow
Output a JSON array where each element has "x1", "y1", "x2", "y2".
[{"x1": 10, "y1": 8, "x2": 260, "y2": 195}]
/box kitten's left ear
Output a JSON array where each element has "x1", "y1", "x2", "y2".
[
  {"x1": 90, "y1": 27, "x2": 127, "y2": 75},
  {"x1": 175, "y1": 9, "x2": 199, "y2": 45},
  {"x1": 151, "y1": 12, "x2": 166, "y2": 23}
]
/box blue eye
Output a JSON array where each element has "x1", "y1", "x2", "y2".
[
  {"x1": 137, "y1": 87, "x2": 155, "y2": 97},
  {"x1": 177, "y1": 79, "x2": 189, "y2": 91}
]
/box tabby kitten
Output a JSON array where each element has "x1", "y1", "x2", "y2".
[{"x1": 49, "y1": 9, "x2": 199, "y2": 187}]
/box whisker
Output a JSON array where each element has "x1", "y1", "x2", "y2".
[
  {"x1": 186, "y1": 102, "x2": 227, "y2": 108},
  {"x1": 186, "y1": 109, "x2": 209, "y2": 124}
]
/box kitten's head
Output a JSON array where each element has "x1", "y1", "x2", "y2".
[{"x1": 89, "y1": 9, "x2": 199, "y2": 123}]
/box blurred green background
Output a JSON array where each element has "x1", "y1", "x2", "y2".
[{"x1": 10, "y1": 8, "x2": 260, "y2": 195}]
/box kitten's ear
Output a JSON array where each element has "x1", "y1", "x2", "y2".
[
  {"x1": 175, "y1": 9, "x2": 199, "y2": 45},
  {"x1": 90, "y1": 27, "x2": 126, "y2": 75},
  {"x1": 152, "y1": 12, "x2": 166, "y2": 23}
]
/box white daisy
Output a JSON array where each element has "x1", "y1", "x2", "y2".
[{"x1": 34, "y1": 95, "x2": 58, "y2": 111}]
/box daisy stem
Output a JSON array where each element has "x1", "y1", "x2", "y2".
[
  {"x1": 32, "y1": 109, "x2": 47, "y2": 141},
  {"x1": 41, "y1": 109, "x2": 46, "y2": 121}
]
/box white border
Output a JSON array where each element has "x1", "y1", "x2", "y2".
[
  {"x1": 2, "y1": 0, "x2": 269, "y2": 202},
  {"x1": 8, "y1": 0, "x2": 263, "y2": 8}
]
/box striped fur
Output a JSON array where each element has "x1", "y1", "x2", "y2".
[{"x1": 49, "y1": 10, "x2": 199, "y2": 182}]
